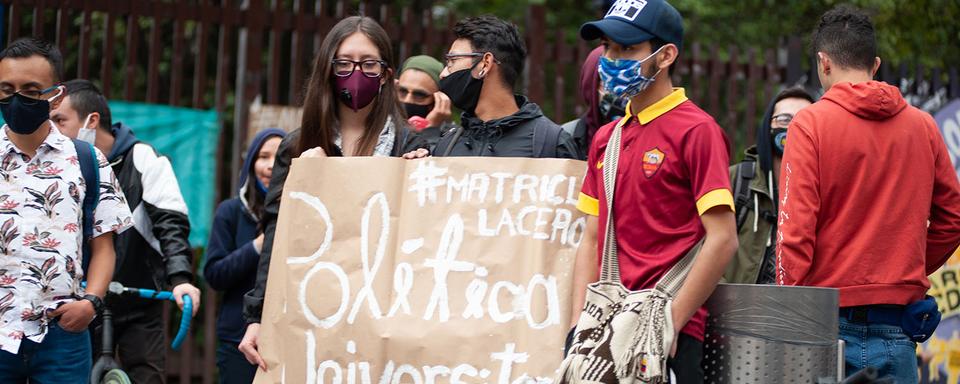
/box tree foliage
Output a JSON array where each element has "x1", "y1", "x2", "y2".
[{"x1": 434, "y1": 0, "x2": 959, "y2": 67}]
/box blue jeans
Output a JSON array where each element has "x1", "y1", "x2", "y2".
[
  {"x1": 0, "y1": 321, "x2": 92, "y2": 383},
  {"x1": 840, "y1": 317, "x2": 918, "y2": 384}
]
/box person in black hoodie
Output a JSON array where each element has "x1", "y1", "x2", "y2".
[
  {"x1": 50, "y1": 79, "x2": 200, "y2": 384},
  {"x1": 239, "y1": 16, "x2": 422, "y2": 369},
  {"x1": 204, "y1": 128, "x2": 285, "y2": 384},
  {"x1": 723, "y1": 86, "x2": 814, "y2": 284},
  {"x1": 426, "y1": 16, "x2": 580, "y2": 159}
]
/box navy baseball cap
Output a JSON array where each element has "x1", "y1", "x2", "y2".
[{"x1": 581, "y1": 0, "x2": 684, "y2": 50}]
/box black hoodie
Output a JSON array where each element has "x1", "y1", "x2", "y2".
[
  {"x1": 107, "y1": 123, "x2": 193, "y2": 310},
  {"x1": 433, "y1": 96, "x2": 581, "y2": 159},
  {"x1": 204, "y1": 128, "x2": 285, "y2": 343}
]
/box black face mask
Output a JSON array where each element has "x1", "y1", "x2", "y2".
[
  {"x1": 771, "y1": 128, "x2": 788, "y2": 156},
  {"x1": 403, "y1": 102, "x2": 433, "y2": 118},
  {"x1": 439, "y1": 63, "x2": 484, "y2": 114},
  {"x1": 0, "y1": 91, "x2": 59, "y2": 135},
  {"x1": 598, "y1": 92, "x2": 628, "y2": 124}
]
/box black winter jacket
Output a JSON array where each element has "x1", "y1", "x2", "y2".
[
  {"x1": 432, "y1": 96, "x2": 581, "y2": 159},
  {"x1": 205, "y1": 129, "x2": 286, "y2": 342},
  {"x1": 107, "y1": 123, "x2": 193, "y2": 310}
]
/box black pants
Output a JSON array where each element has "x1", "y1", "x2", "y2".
[
  {"x1": 92, "y1": 303, "x2": 166, "y2": 384},
  {"x1": 667, "y1": 333, "x2": 704, "y2": 384},
  {"x1": 216, "y1": 341, "x2": 257, "y2": 384}
]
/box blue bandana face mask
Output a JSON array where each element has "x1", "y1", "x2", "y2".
[
  {"x1": 772, "y1": 128, "x2": 788, "y2": 156},
  {"x1": 598, "y1": 46, "x2": 664, "y2": 100}
]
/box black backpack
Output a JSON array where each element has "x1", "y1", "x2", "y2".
[
  {"x1": 733, "y1": 160, "x2": 757, "y2": 232},
  {"x1": 72, "y1": 139, "x2": 100, "y2": 275}
]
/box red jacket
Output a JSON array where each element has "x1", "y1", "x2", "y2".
[{"x1": 775, "y1": 81, "x2": 960, "y2": 307}]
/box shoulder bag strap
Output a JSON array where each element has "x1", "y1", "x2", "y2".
[
  {"x1": 598, "y1": 117, "x2": 628, "y2": 283},
  {"x1": 439, "y1": 126, "x2": 464, "y2": 157}
]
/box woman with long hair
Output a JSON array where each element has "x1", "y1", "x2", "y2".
[{"x1": 235, "y1": 16, "x2": 423, "y2": 369}]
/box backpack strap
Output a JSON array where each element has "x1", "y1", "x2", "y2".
[
  {"x1": 72, "y1": 139, "x2": 100, "y2": 275},
  {"x1": 733, "y1": 160, "x2": 756, "y2": 231},
  {"x1": 436, "y1": 125, "x2": 464, "y2": 157},
  {"x1": 533, "y1": 123, "x2": 561, "y2": 158}
]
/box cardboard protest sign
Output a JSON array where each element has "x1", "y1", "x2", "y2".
[{"x1": 255, "y1": 157, "x2": 588, "y2": 384}]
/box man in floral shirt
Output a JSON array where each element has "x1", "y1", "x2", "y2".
[{"x1": 0, "y1": 38, "x2": 133, "y2": 382}]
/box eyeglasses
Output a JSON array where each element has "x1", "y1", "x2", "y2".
[
  {"x1": 397, "y1": 86, "x2": 432, "y2": 103},
  {"x1": 771, "y1": 113, "x2": 795, "y2": 128},
  {"x1": 443, "y1": 53, "x2": 483, "y2": 69},
  {"x1": 443, "y1": 52, "x2": 500, "y2": 69},
  {"x1": 331, "y1": 59, "x2": 387, "y2": 78},
  {"x1": 0, "y1": 85, "x2": 59, "y2": 105}
]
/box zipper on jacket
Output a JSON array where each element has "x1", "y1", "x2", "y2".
[{"x1": 479, "y1": 122, "x2": 489, "y2": 156}]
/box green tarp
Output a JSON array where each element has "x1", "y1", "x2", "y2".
[
  {"x1": 1, "y1": 102, "x2": 220, "y2": 248},
  {"x1": 109, "y1": 102, "x2": 220, "y2": 248}
]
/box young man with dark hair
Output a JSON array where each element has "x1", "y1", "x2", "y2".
[
  {"x1": 724, "y1": 86, "x2": 814, "y2": 284},
  {"x1": 51, "y1": 79, "x2": 200, "y2": 384},
  {"x1": 570, "y1": 1, "x2": 738, "y2": 382},
  {"x1": 0, "y1": 38, "x2": 133, "y2": 382},
  {"x1": 425, "y1": 15, "x2": 580, "y2": 159},
  {"x1": 777, "y1": 5, "x2": 960, "y2": 381}
]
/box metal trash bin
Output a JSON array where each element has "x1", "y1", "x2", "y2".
[{"x1": 702, "y1": 284, "x2": 840, "y2": 384}]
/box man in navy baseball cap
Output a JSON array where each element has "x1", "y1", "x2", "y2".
[
  {"x1": 568, "y1": 1, "x2": 738, "y2": 384},
  {"x1": 581, "y1": 0, "x2": 684, "y2": 49}
]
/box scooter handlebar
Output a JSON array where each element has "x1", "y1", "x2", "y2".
[
  {"x1": 89, "y1": 282, "x2": 194, "y2": 351},
  {"x1": 126, "y1": 287, "x2": 192, "y2": 350},
  {"x1": 170, "y1": 295, "x2": 192, "y2": 351}
]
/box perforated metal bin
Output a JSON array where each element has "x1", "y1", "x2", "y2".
[{"x1": 702, "y1": 284, "x2": 840, "y2": 384}]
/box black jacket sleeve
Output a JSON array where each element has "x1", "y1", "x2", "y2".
[
  {"x1": 135, "y1": 144, "x2": 194, "y2": 286},
  {"x1": 243, "y1": 131, "x2": 298, "y2": 324},
  {"x1": 203, "y1": 201, "x2": 260, "y2": 291},
  {"x1": 556, "y1": 129, "x2": 583, "y2": 160}
]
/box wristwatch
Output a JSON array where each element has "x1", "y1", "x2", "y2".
[{"x1": 82, "y1": 294, "x2": 104, "y2": 316}]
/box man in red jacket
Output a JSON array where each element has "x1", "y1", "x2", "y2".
[{"x1": 776, "y1": 5, "x2": 960, "y2": 382}]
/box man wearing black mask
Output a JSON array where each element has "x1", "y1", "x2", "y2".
[
  {"x1": 429, "y1": 15, "x2": 580, "y2": 159},
  {"x1": 723, "y1": 86, "x2": 814, "y2": 285},
  {"x1": 0, "y1": 38, "x2": 133, "y2": 383},
  {"x1": 397, "y1": 55, "x2": 453, "y2": 149}
]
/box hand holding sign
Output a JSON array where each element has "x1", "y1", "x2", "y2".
[{"x1": 254, "y1": 157, "x2": 587, "y2": 384}]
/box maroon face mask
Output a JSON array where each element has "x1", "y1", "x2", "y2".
[{"x1": 335, "y1": 70, "x2": 382, "y2": 112}]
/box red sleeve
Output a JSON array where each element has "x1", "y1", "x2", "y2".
[
  {"x1": 577, "y1": 135, "x2": 601, "y2": 217},
  {"x1": 775, "y1": 117, "x2": 819, "y2": 285},
  {"x1": 682, "y1": 121, "x2": 734, "y2": 215},
  {"x1": 926, "y1": 118, "x2": 960, "y2": 273}
]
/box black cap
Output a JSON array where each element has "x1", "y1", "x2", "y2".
[{"x1": 580, "y1": 0, "x2": 684, "y2": 50}]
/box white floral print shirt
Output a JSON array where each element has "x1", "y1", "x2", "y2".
[{"x1": 0, "y1": 124, "x2": 133, "y2": 354}]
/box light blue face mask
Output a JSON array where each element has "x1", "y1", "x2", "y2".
[{"x1": 598, "y1": 45, "x2": 664, "y2": 100}]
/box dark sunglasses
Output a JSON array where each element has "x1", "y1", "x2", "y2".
[{"x1": 397, "y1": 86, "x2": 432, "y2": 102}]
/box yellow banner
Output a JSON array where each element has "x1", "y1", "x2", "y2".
[{"x1": 922, "y1": 247, "x2": 960, "y2": 383}]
